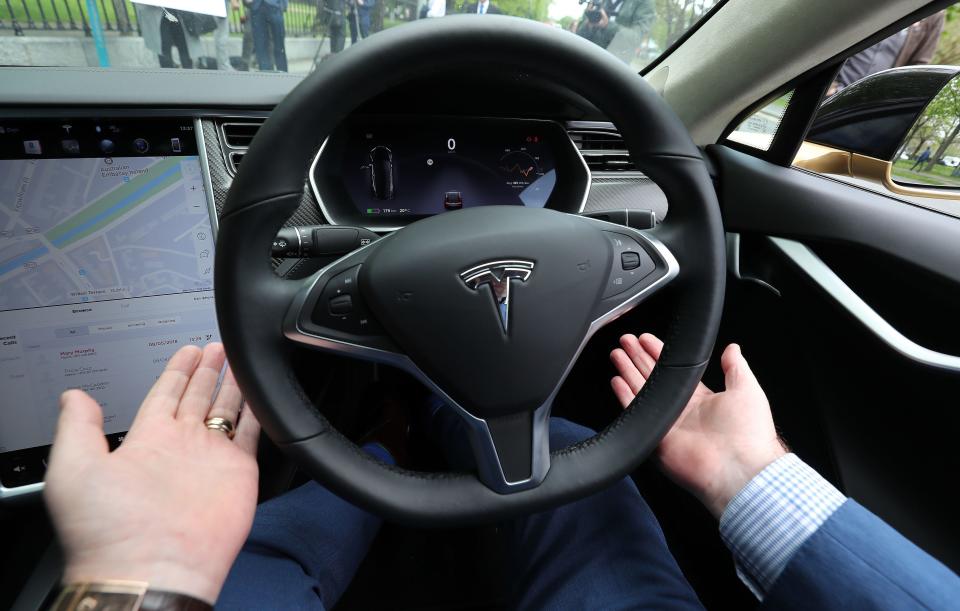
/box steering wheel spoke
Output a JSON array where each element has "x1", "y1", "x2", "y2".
[
  {"x1": 283, "y1": 238, "x2": 402, "y2": 358},
  {"x1": 450, "y1": 402, "x2": 553, "y2": 493},
  {"x1": 587, "y1": 221, "x2": 680, "y2": 327}
]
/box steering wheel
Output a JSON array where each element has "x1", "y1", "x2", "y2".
[{"x1": 216, "y1": 15, "x2": 725, "y2": 526}]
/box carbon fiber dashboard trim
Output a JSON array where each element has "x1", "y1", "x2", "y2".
[
  {"x1": 202, "y1": 119, "x2": 325, "y2": 228},
  {"x1": 583, "y1": 174, "x2": 668, "y2": 221},
  {"x1": 201, "y1": 120, "x2": 325, "y2": 277}
]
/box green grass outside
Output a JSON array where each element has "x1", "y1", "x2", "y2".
[
  {"x1": 766, "y1": 92, "x2": 791, "y2": 112},
  {"x1": 0, "y1": 0, "x2": 135, "y2": 31},
  {"x1": 891, "y1": 159, "x2": 960, "y2": 188}
]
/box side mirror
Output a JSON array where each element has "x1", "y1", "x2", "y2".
[
  {"x1": 795, "y1": 66, "x2": 960, "y2": 200},
  {"x1": 890, "y1": 77, "x2": 960, "y2": 190}
]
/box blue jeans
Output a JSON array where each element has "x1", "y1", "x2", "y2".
[
  {"x1": 251, "y1": 3, "x2": 287, "y2": 72},
  {"x1": 357, "y1": 4, "x2": 372, "y2": 38},
  {"x1": 348, "y1": 2, "x2": 372, "y2": 43},
  {"x1": 218, "y1": 414, "x2": 703, "y2": 610}
]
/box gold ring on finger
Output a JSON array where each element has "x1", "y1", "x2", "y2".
[{"x1": 205, "y1": 416, "x2": 236, "y2": 440}]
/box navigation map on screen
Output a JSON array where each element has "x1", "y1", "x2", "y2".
[
  {"x1": 0, "y1": 120, "x2": 219, "y2": 484},
  {"x1": 0, "y1": 156, "x2": 212, "y2": 310}
]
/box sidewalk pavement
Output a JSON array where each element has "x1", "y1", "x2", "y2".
[{"x1": 0, "y1": 30, "x2": 332, "y2": 74}]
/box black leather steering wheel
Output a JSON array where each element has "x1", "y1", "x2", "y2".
[{"x1": 215, "y1": 15, "x2": 725, "y2": 526}]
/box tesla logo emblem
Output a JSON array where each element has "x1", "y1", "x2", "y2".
[{"x1": 460, "y1": 260, "x2": 535, "y2": 332}]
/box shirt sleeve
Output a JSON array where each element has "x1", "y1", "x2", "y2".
[
  {"x1": 718, "y1": 453, "x2": 846, "y2": 600},
  {"x1": 426, "y1": 0, "x2": 446, "y2": 17}
]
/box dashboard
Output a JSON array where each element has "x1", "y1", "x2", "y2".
[
  {"x1": 311, "y1": 117, "x2": 590, "y2": 230},
  {"x1": 0, "y1": 70, "x2": 667, "y2": 499}
]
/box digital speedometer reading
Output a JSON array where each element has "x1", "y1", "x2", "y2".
[{"x1": 336, "y1": 118, "x2": 560, "y2": 219}]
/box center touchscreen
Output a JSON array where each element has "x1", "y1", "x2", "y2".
[{"x1": 0, "y1": 118, "x2": 218, "y2": 488}]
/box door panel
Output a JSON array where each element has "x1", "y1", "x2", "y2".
[
  {"x1": 709, "y1": 144, "x2": 960, "y2": 571},
  {"x1": 711, "y1": 145, "x2": 960, "y2": 284}
]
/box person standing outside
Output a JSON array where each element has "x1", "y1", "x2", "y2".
[
  {"x1": 134, "y1": 5, "x2": 202, "y2": 69},
  {"x1": 911, "y1": 145, "x2": 933, "y2": 171},
  {"x1": 463, "y1": 0, "x2": 502, "y2": 14},
  {"x1": 894, "y1": 10, "x2": 947, "y2": 68},
  {"x1": 239, "y1": 0, "x2": 270, "y2": 69},
  {"x1": 348, "y1": 0, "x2": 376, "y2": 44},
  {"x1": 347, "y1": 0, "x2": 358, "y2": 44},
  {"x1": 321, "y1": 0, "x2": 348, "y2": 54},
  {"x1": 604, "y1": 0, "x2": 654, "y2": 64},
  {"x1": 830, "y1": 10, "x2": 945, "y2": 94},
  {"x1": 355, "y1": 0, "x2": 376, "y2": 40},
  {"x1": 576, "y1": 0, "x2": 615, "y2": 49},
  {"x1": 215, "y1": 0, "x2": 240, "y2": 70},
  {"x1": 421, "y1": 0, "x2": 445, "y2": 18},
  {"x1": 250, "y1": 0, "x2": 289, "y2": 72}
]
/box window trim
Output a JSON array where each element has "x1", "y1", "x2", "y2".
[
  {"x1": 640, "y1": 0, "x2": 732, "y2": 77},
  {"x1": 719, "y1": 0, "x2": 956, "y2": 166}
]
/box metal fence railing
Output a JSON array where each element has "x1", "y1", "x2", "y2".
[
  {"x1": 0, "y1": 0, "x2": 135, "y2": 35},
  {"x1": 225, "y1": 2, "x2": 320, "y2": 38},
  {"x1": 0, "y1": 1, "x2": 319, "y2": 37}
]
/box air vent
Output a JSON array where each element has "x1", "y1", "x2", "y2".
[
  {"x1": 221, "y1": 122, "x2": 262, "y2": 148},
  {"x1": 569, "y1": 130, "x2": 626, "y2": 152},
  {"x1": 228, "y1": 151, "x2": 245, "y2": 172},
  {"x1": 219, "y1": 119, "x2": 264, "y2": 175},
  {"x1": 583, "y1": 155, "x2": 639, "y2": 172},
  {"x1": 568, "y1": 129, "x2": 638, "y2": 173}
]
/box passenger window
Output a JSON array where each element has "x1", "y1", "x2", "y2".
[{"x1": 726, "y1": 92, "x2": 794, "y2": 152}]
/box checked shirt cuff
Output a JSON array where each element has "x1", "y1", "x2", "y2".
[{"x1": 718, "y1": 453, "x2": 846, "y2": 599}]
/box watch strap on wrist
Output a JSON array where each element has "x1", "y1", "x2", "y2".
[
  {"x1": 140, "y1": 590, "x2": 213, "y2": 611},
  {"x1": 50, "y1": 581, "x2": 213, "y2": 611}
]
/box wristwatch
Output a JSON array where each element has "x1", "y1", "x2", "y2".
[{"x1": 49, "y1": 581, "x2": 212, "y2": 611}]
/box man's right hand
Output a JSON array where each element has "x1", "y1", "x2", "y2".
[{"x1": 610, "y1": 333, "x2": 787, "y2": 518}]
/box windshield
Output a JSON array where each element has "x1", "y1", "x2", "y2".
[{"x1": 0, "y1": 0, "x2": 718, "y2": 75}]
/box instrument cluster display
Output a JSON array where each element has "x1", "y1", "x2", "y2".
[
  {"x1": 312, "y1": 117, "x2": 589, "y2": 229},
  {"x1": 346, "y1": 119, "x2": 556, "y2": 217}
]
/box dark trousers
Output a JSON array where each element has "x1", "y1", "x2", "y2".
[
  {"x1": 252, "y1": 3, "x2": 287, "y2": 72},
  {"x1": 219, "y1": 413, "x2": 704, "y2": 610},
  {"x1": 348, "y1": 4, "x2": 372, "y2": 43},
  {"x1": 329, "y1": 22, "x2": 345, "y2": 53},
  {"x1": 911, "y1": 156, "x2": 929, "y2": 171},
  {"x1": 357, "y1": 4, "x2": 372, "y2": 38},
  {"x1": 348, "y1": 9, "x2": 358, "y2": 44},
  {"x1": 159, "y1": 18, "x2": 192, "y2": 68},
  {"x1": 241, "y1": 22, "x2": 255, "y2": 62}
]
